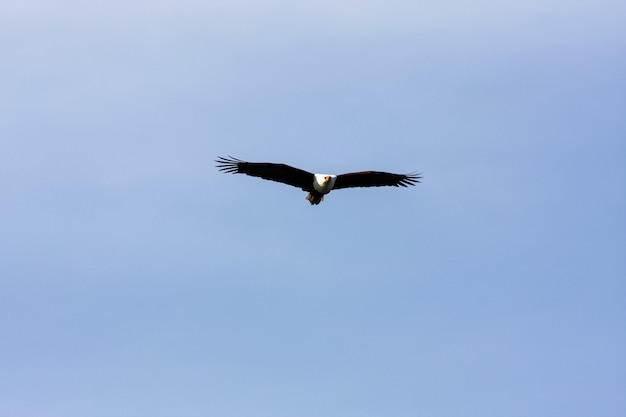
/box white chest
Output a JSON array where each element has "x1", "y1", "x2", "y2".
[{"x1": 313, "y1": 174, "x2": 337, "y2": 194}]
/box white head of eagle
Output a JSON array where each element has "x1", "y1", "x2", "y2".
[{"x1": 216, "y1": 156, "x2": 421, "y2": 205}]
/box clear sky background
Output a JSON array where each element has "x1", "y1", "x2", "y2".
[{"x1": 1, "y1": 1, "x2": 625, "y2": 416}]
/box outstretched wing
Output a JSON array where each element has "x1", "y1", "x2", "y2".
[
  {"x1": 334, "y1": 171, "x2": 421, "y2": 189},
  {"x1": 216, "y1": 156, "x2": 314, "y2": 191}
]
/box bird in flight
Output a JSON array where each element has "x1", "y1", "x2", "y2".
[{"x1": 216, "y1": 156, "x2": 421, "y2": 205}]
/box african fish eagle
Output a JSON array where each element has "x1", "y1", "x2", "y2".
[{"x1": 216, "y1": 156, "x2": 421, "y2": 205}]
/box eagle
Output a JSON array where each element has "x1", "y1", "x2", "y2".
[{"x1": 216, "y1": 156, "x2": 421, "y2": 205}]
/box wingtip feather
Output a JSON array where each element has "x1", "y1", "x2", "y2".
[{"x1": 215, "y1": 156, "x2": 244, "y2": 174}]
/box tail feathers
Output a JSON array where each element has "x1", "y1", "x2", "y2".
[{"x1": 305, "y1": 193, "x2": 324, "y2": 205}]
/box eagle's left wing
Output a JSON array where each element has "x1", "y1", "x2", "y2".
[{"x1": 334, "y1": 171, "x2": 421, "y2": 189}]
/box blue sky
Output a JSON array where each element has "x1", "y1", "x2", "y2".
[{"x1": 1, "y1": 1, "x2": 625, "y2": 416}]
